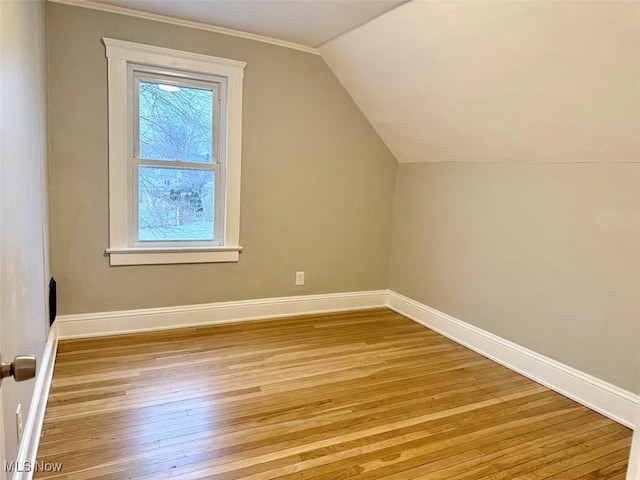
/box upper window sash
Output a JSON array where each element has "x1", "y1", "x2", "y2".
[{"x1": 130, "y1": 67, "x2": 225, "y2": 165}]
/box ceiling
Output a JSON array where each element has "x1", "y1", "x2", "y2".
[
  {"x1": 92, "y1": 0, "x2": 407, "y2": 48},
  {"x1": 86, "y1": 0, "x2": 638, "y2": 164},
  {"x1": 321, "y1": 1, "x2": 639, "y2": 163}
]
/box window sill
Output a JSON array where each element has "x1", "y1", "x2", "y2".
[{"x1": 106, "y1": 246, "x2": 242, "y2": 266}]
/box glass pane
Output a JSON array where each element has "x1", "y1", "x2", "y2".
[
  {"x1": 139, "y1": 80, "x2": 213, "y2": 163},
  {"x1": 138, "y1": 166, "x2": 215, "y2": 241}
]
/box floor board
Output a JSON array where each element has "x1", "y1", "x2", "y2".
[{"x1": 35, "y1": 308, "x2": 632, "y2": 479}]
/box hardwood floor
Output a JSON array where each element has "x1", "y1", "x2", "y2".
[{"x1": 35, "y1": 308, "x2": 632, "y2": 479}]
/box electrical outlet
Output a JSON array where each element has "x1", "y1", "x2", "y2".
[
  {"x1": 295, "y1": 271, "x2": 305, "y2": 286},
  {"x1": 16, "y1": 404, "x2": 23, "y2": 444}
]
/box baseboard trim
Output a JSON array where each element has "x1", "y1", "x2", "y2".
[
  {"x1": 30, "y1": 288, "x2": 638, "y2": 448},
  {"x1": 13, "y1": 325, "x2": 59, "y2": 480},
  {"x1": 56, "y1": 290, "x2": 389, "y2": 339},
  {"x1": 388, "y1": 291, "x2": 639, "y2": 429}
]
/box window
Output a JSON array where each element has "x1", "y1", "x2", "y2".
[{"x1": 104, "y1": 39, "x2": 245, "y2": 265}]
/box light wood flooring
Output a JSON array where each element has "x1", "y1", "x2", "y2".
[{"x1": 36, "y1": 308, "x2": 632, "y2": 479}]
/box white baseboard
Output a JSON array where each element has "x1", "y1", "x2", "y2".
[
  {"x1": 13, "y1": 325, "x2": 59, "y2": 480},
  {"x1": 56, "y1": 290, "x2": 389, "y2": 339},
  {"x1": 388, "y1": 290, "x2": 639, "y2": 429},
  {"x1": 23, "y1": 286, "x2": 637, "y2": 480}
]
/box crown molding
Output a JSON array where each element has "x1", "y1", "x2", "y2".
[{"x1": 48, "y1": 0, "x2": 321, "y2": 56}]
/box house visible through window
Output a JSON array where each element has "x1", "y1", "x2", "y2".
[{"x1": 104, "y1": 39, "x2": 245, "y2": 265}]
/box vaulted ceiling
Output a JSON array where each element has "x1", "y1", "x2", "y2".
[
  {"x1": 321, "y1": 1, "x2": 639, "y2": 163},
  {"x1": 87, "y1": 0, "x2": 640, "y2": 164}
]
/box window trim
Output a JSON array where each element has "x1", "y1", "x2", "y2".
[{"x1": 103, "y1": 38, "x2": 246, "y2": 265}]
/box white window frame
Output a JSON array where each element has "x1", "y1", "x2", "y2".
[{"x1": 103, "y1": 38, "x2": 245, "y2": 265}]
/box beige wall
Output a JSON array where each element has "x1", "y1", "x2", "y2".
[
  {"x1": 0, "y1": 0, "x2": 50, "y2": 462},
  {"x1": 390, "y1": 162, "x2": 640, "y2": 392},
  {"x1": 47, "y1": 3, "x2": 397, "y2": 314},
  {"x1": 48, "y1": 1, "x2": 639, "y2": 398}
]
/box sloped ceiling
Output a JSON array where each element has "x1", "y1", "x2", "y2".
[{"x1": 320, "y1": 1, "x2": 640, "y2": 163}]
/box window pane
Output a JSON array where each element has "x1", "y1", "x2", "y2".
[
  {"x1": 139, "y1": 80, "x2": 213, "y2": 163},
  {"x1": 138, "y1": 166, "x2": 215, "y2": 241}
]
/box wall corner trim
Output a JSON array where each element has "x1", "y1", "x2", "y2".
[
  {"x1": 13, "y1": 325, "x2": 59, "y2": 480},
  {"x1": 388, "y1": 290, "x2": 639, "y2": 429},
  {"x1": 55, "y1": 290, "x2": 389, "y2": 339}
]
